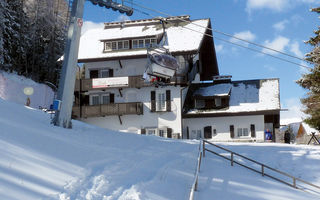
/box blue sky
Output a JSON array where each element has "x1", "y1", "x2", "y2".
[{"x1": 82, "y1": 0, "x2": 320, "y2": 123}]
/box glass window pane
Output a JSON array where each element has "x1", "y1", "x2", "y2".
[
  {"x1": 100, "y1": 70, "x2": 109, "y2": 78},
  {"x1": 145, "y1": 39, "x2": 150, "y2": 48},
  {"x1": 124, "y1": 40, "x2": 129, "y2": 49},
  {"x1": 151, "y1": 38, "x2": 157, "y2": 47},
  {"x1": 243, "y1": 128, "x2": 249, "y2": 136},
  {"x1": 112, "y1": 42, "x2": 117, "y2": 50},
  {"x1": 105, "y1": 42, "x2": 112, "y2": 51},
  {"x1": 138, "y1": 39, "x2": 144, "y2": 48},
  {"x1": 101, "y1": 95, "x2": 110, "y2": 104},
  {"x1": 237, "y1": 128, "x2": 242, "y2": 137},
  {"x1": 118, "y1": 41, "x2": 123, "y2": 50},
  {"x1": 92, "y1": 96, "x2": 100, "y2": 105},
  {"x1": 132, "y1": 40, "x2": 138, "y2": 49},
  {"x1": 147, "y1": 129, "x2": 156, "y2": 135}
]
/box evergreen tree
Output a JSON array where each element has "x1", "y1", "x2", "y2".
[
  {"x1": 297, "y1": 7, "x2": 320, "y2": 131},
  {"x1": 0, "y1": 1, "x2": 6, "y2": 66}
]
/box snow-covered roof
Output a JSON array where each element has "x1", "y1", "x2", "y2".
[
  {"x1": 279, "y1": 122, "x2": 318, "y2": 136},
  {"x1": 193, "y1": 83, "x2": 232, "y2": 97},
  {"x1": 78, "y1": 16, "x2": 209, "y2": 61},
  {"x1": 186, "y1": 79, "x2": 280, "y2": 114}
]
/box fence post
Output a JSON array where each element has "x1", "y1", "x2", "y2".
[
  {"x1": 261, "y1": 165, "x2": 264, "y2": 176},
  {"x1": 203, "y1": 141, "x2": 205, "y2": 157},
  {"x1": 231, "y1": 152, "x2": 233, "y2": 166},
  {"x1": 293, "y1": 177, "x2": 296, "y2": 188}
]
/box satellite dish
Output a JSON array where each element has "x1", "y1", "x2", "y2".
[{"x1": 23, "y1": 87, "x2": 34, "y2": 96}]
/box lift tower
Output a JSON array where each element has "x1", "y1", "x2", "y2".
[{"x1": 53, "y1": 0, "x2": 133, "y2": 128}]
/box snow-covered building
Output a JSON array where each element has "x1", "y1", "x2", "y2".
[
  {"x1": 278, "y1": 122, "x2": 319, "y2": 144},
  {"x1": 71, "y1": 15, "x2": 280, "y2": 142},
  {"x1": 182, "y1": 78, "x2": 281, "y2": 142},
  {"x1": 72, "y1": 16, "x2": 219, "y2": 138}
]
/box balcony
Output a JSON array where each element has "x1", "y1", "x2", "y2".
[
  {"x1": 75, "y1": 76, "x2": 150, "y2": 91},
  {"x1": 72, "y1": 102, "x2": 143, "y2": 118},
  {"x1": 74, "y1": 75, "x2": 188, "y2": 92}
]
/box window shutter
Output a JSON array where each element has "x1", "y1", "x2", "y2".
[
  {"x1": 141, "y1": 128, "x2": 146, "y2": 135},
  {"x1": 167, "y1": 128, "x2": 172, "y2": 138},
  {"x1": 84, "y1": 95, "x2": 89, "y2": 105},
  {"x1": 204, "y1": 126, "x2": 212, "y2": 139},
  {"x1": 151, "y1": 91, "x2": 156, "y2": 112},
  {"x1": 90, "y1": 70, "x2": 99, "y2": 78},
  {"x1": 166, "y1": 90, "x2": 171, "y2": 111},
  {"x1": 251, "y1": 124, "x2": 256, "y2": 138},
  {"x1": 109, "y1": 69, "x2": 114, "y2": 77},
  {"x1": 110, "y1": 93, "x2": 114, "y2": 103},
  {"x1": 230, "y1": 125, "x2": 234, "y2": 138}
]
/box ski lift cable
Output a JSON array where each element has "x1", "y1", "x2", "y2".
[
  {"x1": 129, "y1": 5, "x2": 312, "y2": 70},
  {"x1": 123, "y1": 0, "x2": 315, "y2": 66}
]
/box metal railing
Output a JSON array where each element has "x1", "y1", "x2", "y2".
[
  {"x1": 203, "y1": 140, "x2": 320, "y2": 193},
  {"x1": 189, "y1": 140, "x2": 203, "y2": 200}
]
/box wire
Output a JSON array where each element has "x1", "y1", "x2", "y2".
[
  {"x1": 124, "y1": 0, "x2": 314, "y2": 66},
  {"x1": 129, "y1": 5, "x2": 312, "y2": 70}
]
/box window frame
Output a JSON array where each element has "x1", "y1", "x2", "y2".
[
  {"x1": 156, "y1": 91, "x2": 166, "y2": 111},
  {"x1": 90, "y1": 94, "x2": 100, "y2": 106},
  {"x1": 146, "y1": 128, "x2": 157, "y2": 136},
  {"x1": 101, "y1": 94, "x2": 110, "y2": 105},
  {"x1": 237, "y1": 127, "x2": 249, "y2": 137}
]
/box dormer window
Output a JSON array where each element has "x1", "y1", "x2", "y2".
[
  {"x1": 104, "y1": 40, "x2": 129, "y2": 52},
  {"x1": 132, "y1": 38, "x2": 157, "y2": 49},
  {"x1": 103, "y1": 37, "x2": 157, "y2": 52}
]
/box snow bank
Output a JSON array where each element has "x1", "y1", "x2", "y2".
[
  {"x1": 0, "y1": 98, "x2": 198, "y2": 200},
  {"x1": 0, "y1": 71, "x2": 54, "y2": 109}
]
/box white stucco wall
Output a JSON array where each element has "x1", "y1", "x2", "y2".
[
  {"x1": 81, "y1": 85, "x2": 183, "y2": 137},
  {"x1": 183, "y1": 115, "x2": 265, "y2": 142}
]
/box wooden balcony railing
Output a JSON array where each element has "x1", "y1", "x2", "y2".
[
  {"x1": 72, "y1": 102, "x2": 143, "y2": 118},
  {"x1": 75, "y1": 75, "x2": 187, "y2": 91}
]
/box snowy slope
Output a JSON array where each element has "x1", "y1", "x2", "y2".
[
  {"x1": 0, "y1": 98, "x2": 198, "y2": 200},
  {"x1": 197, "y1": 142, "x2": 320, "y2": 200},
  {"x1": 1, "y1": 96, "x2": 320, "y2": 199}
]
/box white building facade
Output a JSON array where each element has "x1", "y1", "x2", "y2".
[
  {"x1": 182, "y1": 79, "x2": 281, "y2": 142},
  {"x1": 72, "y1": 16, "x2": 219, "y2": 138}
]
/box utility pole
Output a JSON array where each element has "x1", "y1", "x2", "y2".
[
  {"x1": 53, "y1": 0, "x2": 133, "y2": 128},
  {"x1": 53, "y1": 0, "x2": 85, "y2": 128}
]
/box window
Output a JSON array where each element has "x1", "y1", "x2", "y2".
[
  {"x1": 91, "y1": 95, "x2": 100, "y2": 105},
  {"x1": 145, "y1": 38, "x2": 151, "y2": 48},
  {"x1": 151, "y1": 38, "x2": 157, "y2": 47},
  {"x1": 104, "y1": 42, "x2": 112, "y2": 51},
  {"x1": 100, "y1": 69, "x2": 109, "y2": 78},
  {"x1": 157, "y1": 91, "x2": 166, "y2": 111},
  {"x1": 195, "y1": 99, "x2": 205, "y2": 109},
  {"x1": 118, "y1": 41, "x2": 123, "y2": 50},
  {"x1": 237, "y1": 128, "x2": 249, "y2": 137},
  {"x1": 132, "y1": 40, "x2": 138, "y2": 48},
  {"x1": 124, "y1": 40, "x2": 129, "y2": 49},
  {"x1": 146, "y1": 128, "x2": 156, "y2": 135},
  {"x1": 132, "y1": 38, "x2": 157, "y2": 49},
  {"x1": 215, "y1": 98, "x2": 221, "y2": 107},
  {"x1": 138, "y1": 39, "x2": 144, "y2": 48},
  {"x1": 111, "y1": 41, "x2": 117, "y2": 50},
  {"x1": 101, "y1": 94, "x2": 110, "y2": 104},
  {"x1": 90, "y1": 69, "x2": 113, "y2": 78},
  {"x1": 159, "y1": 129, "x2": 166, "y2": 137},
  {"x1": 104, "y1": 40, "x2": 129, "y2": 51}
]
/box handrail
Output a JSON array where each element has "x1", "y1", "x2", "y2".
[
  {"x1": 189, "y1": 140, "x2": 203, "y2": 200},
  {"x1": 203, "y1": 140, "x2": 320, "y2": 193}
]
